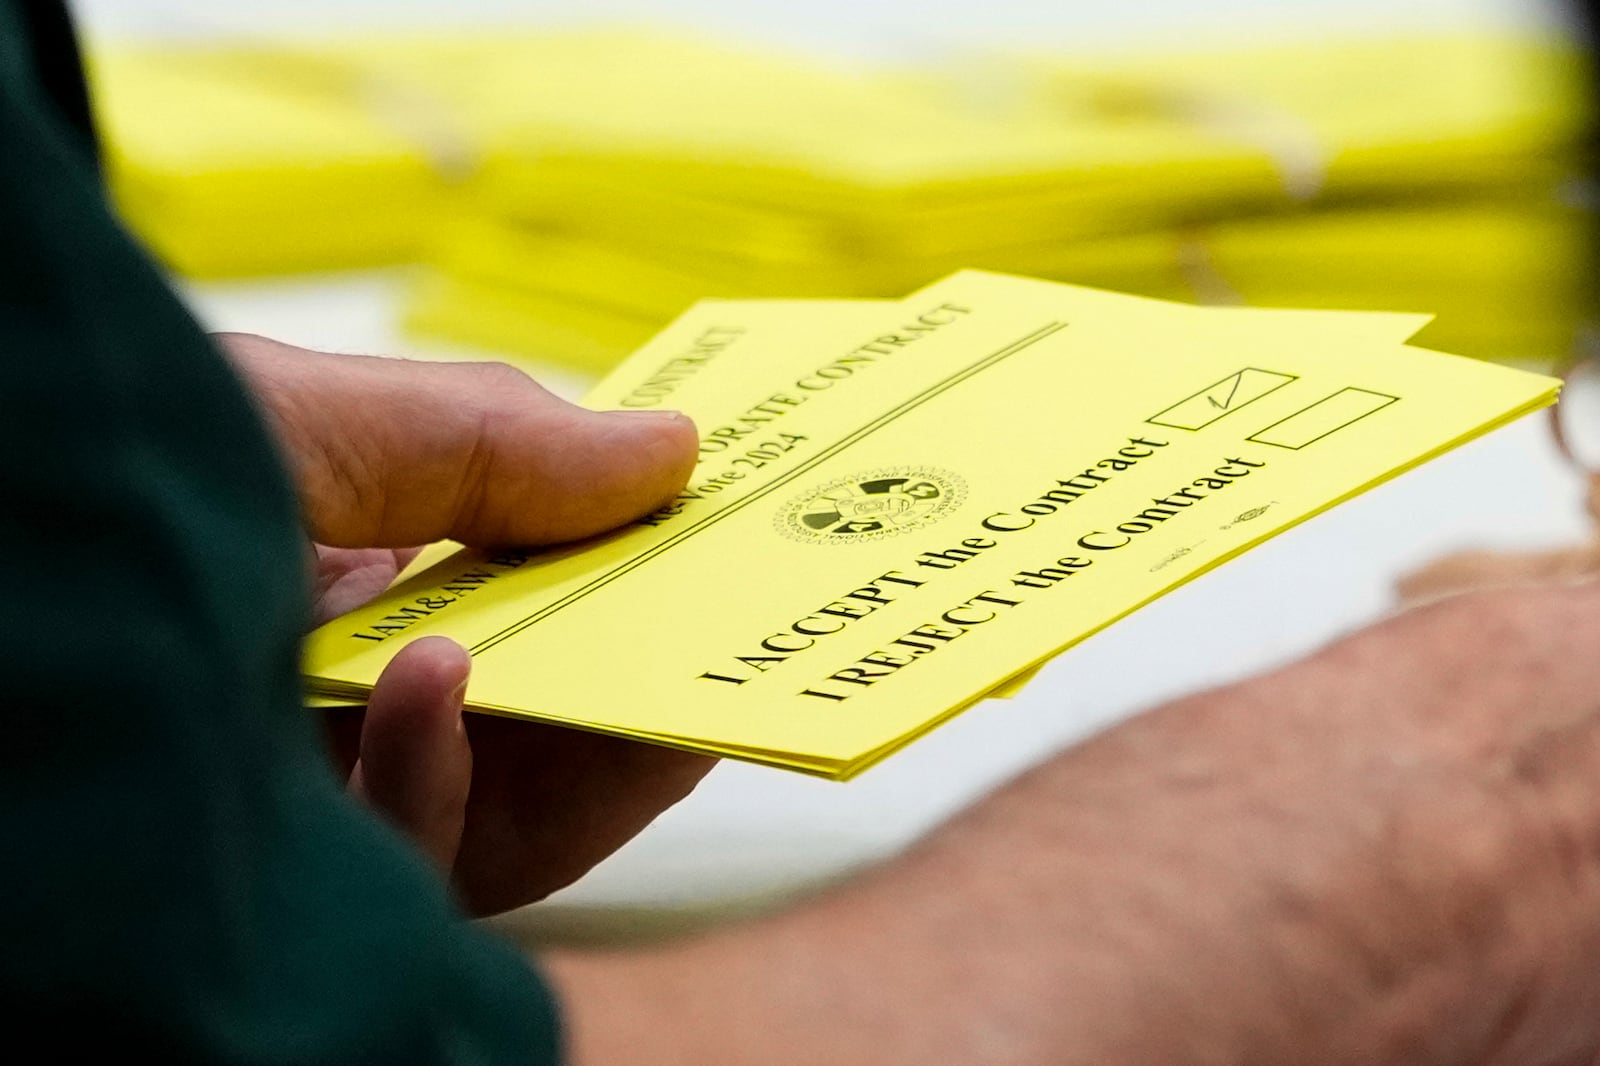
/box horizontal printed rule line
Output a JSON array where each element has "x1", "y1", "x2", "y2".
[{"x1": 469, "y1": 321, "x2": 1067, "y2": 656}]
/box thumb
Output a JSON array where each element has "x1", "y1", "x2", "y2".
[
  {"x1": 349, "y1": 635, "x2": 473, "y2": 875},
  {"x1": 218, "y1": 334, "x2": 698, "y2": 548}
]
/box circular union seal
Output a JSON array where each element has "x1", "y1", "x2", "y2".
[{"x1": 777, "y1": 467, "x2": 966, "y2": 545}]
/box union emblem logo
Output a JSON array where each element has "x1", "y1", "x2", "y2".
[{"x1": 777, "y1": 467, "x2": 965, "y2": 545}]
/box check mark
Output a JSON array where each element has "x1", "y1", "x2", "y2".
[
  {"x1": 1208, "y1": 373, "x2": 1245, "y2": 409},
  {"x1": 1148, "y1": 368, "x2": 1295, "y2": 432}
]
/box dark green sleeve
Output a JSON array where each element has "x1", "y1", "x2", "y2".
[{"x1": 0, "y1": 6, "x2": 562, "y2": 1061}]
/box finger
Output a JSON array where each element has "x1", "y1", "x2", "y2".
[
  {"x1": 349, "y1": 636, "x2": 473, "y2": 874},
  {"x1": 451, "y1": 717, "x2": 717, "y2": 915},
  {"x1": 311, "y1": 545, "x2": 415, "y2": 624},
  {"x1": 1397, "y1": 545, "x2": 1600, "y2": 606},
  {"x1": 217, "y1": 333, "x2": 698, "y2": 548}
]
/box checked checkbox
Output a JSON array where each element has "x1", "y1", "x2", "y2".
[{"x1": 1147, "y1": 368, "x2": 1298, "y2": 431}]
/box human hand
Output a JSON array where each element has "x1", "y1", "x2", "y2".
[
  {"x1": 548, "y1": 580, "x2": 1600, "y2": 1066},
  {"x1": 219, "y1": 333, "x2": 715, "y2": 915},
  {"x1": 1398, "y1": 472, "x2": 1600, "y2": 604}
]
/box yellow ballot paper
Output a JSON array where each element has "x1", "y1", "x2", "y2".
[{"x1": 304, "y1": 272, "x2": 1558, "y2": 778}]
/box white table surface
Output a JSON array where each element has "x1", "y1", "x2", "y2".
[{"x1": 76, "y1": 0, "x2": 1597, "y2": 924}]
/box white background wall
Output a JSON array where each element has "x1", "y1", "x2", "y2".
[{"x1": 73, "y1": 0, "x2": 1569, "y2": 56}]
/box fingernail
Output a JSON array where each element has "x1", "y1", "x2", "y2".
[{"x1": 450, "y1": 679, "x2": 468, "y2": 707}]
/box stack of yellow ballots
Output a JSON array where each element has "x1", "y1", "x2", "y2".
[
  {"x1": 401, "y1": 31, "x2": 1593, "y2": 369},
  {"x1": 89, "y1": 29, "x2": 1593, "y2": 368},
  {"x1": 303, "y1": 272, "x2": 1561, "y2": 779},
  {"x1": 88, "y1": 35, "x2": 454, "y2": 275},
  {"x1": 91, "y1": 29, "x2": 1296, "y2": 281}
]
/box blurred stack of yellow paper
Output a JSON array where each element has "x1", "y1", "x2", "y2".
[
  {"x1": 403, "y1": 32, "x2": 1593, "y2": 369},
  {"x1": 405, "y1": 184, "x2": 1594, "y2": 368},
  {"x1": 91, "y1": 27, "x2": 1287, "y2": 277},
  {"x1": 88, "y1": 29, "x2": 1593, "y2": 365},
  {"x1": 88, "y1": 37, "x2": 447, "y2": 275},
  {"x1": 1172, "y1": 192, "x2": 1595, "y2": 363}
]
